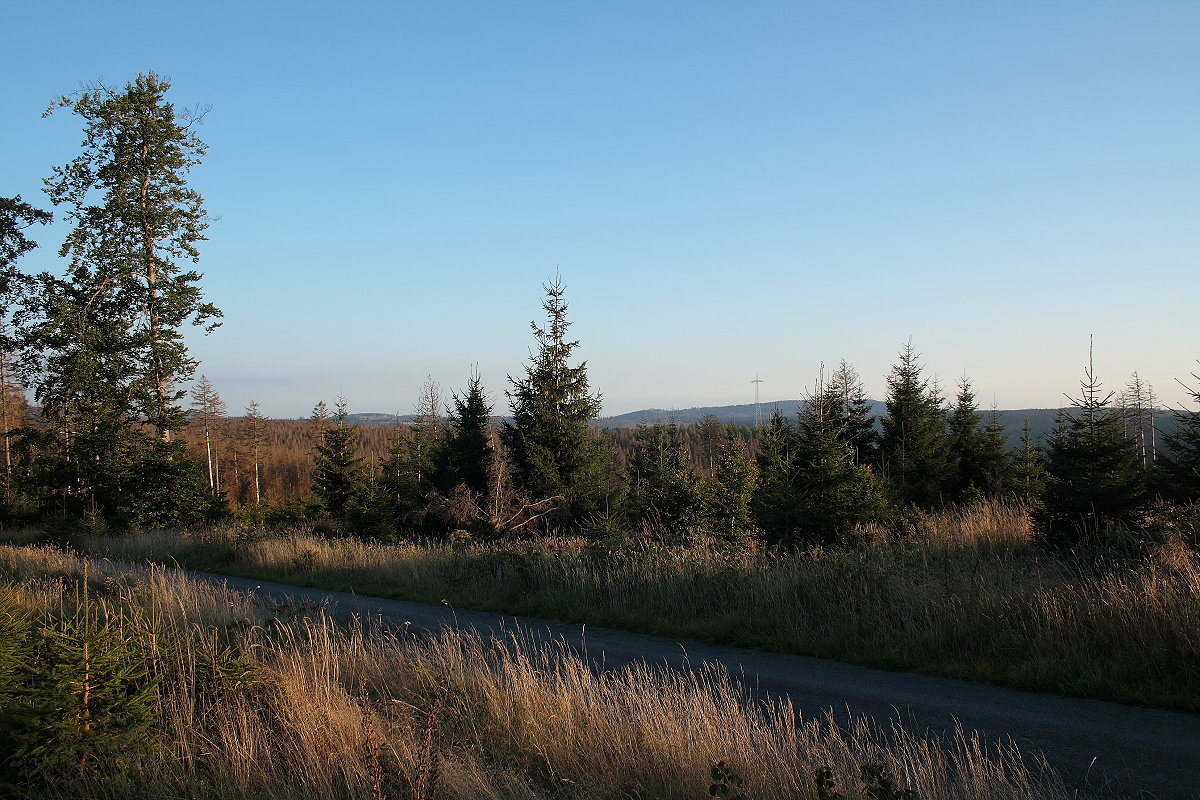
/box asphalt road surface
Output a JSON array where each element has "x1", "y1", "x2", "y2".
[{"x1": 191, "y1": 570, "x2": 1200, "y2": 800}]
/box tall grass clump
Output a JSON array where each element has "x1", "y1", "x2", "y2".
[{"x1": 0, "y1": 544, "x2": 1073, "y2": 800}]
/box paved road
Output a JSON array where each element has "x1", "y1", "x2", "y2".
[{"x1": 192, "y1": 571, "x2": 1200, "y2": 800}]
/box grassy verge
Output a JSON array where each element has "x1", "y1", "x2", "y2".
[
  {"x1": 18, "y1": 500, "x2": 1200, "y2": 713},
  {"x1": 0, "y1": 542, "x2": 1073, "y2": 800}
]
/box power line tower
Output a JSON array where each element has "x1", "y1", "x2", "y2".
[{"x1": 752, "y1": 373, "x2": 764, "y2": 427}]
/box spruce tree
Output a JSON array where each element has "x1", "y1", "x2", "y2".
[
  {"x1": 1010, "y1": 418, "x2": 1048, "y2": 506},
  {"x1": 443, "y1": 370, "x2": 494, "y2": 497},
  {"x1": 706, "y1": 434, "x2": 758, "y2": 542},
  {"x1": 750, "y1": 409, "x2": 799, "y2": 544},
  {"x1": 311, "y1": 398, "x2": 363, "y2": 519},
  {"x1": 42, "y1": 72, "x2": 221, "y2": 441},
  {"x1": 377, "y1": 378, "x2": 447, "y2": 524},
  {"x1": 788, "y1": 389, "x2": 885, "y2": 545},
  {"x1": 625, "y1": 420, "x2": 707, "y2": 534},
  {"x1": 976, "y1": 407, "x2": 1011, "y2": 496},
  {"x1": 1039, "y1": 348, "x2": 1145, "y2": 545},
  {"x1": 502, "y1": 276, "x2": 608, "y2": 520},
  {"x1": 878, "y1": 342, "x2": 950, "y2": 508},
  {"x1": 1160, "y1": 365, "x2": 1200, "y2": 502},
  {"x1": 824, "y1": 360, "x2": 878, "y2": 465},
  {"x1": 15, "y1": 74, "x2": 220, "y2": 525},
  {"x1": 946, "y1": 378, "x2": 1007, "y2": 500}
]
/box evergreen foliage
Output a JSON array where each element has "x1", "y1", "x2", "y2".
[
  {"x1": 0, "y1": 580, "x2": 158, "y2": 784},
  {"x1": 0, "y1": 196, "x2": 53, "y2": 269},
  {"x1": 788, "y1": 392, "x2": 886, "y2": 545},
  {"x1": 1039, "y1": 353, "x2": 1146, "y2": 545},
  {"x1": 443, "y1": 371, "x2": 493, "y2": 497},
  {"x1": 976, "y1": 408, "x2": 1011, "y2": 495},
  {"x1": 379, "y1": 378, "x2": 447, "y2": 521},
  {"x1": 1009, "y1": 418, "x2": 1048, "y2": 506},
  {"x1": 121, "y1": 439, "x2": 227, "y2": 528},
  {"x1": 6, "y1": 74, "x2": 224, "y2": 527},
  {"x1": 625, "y1": 420, "x2": 707, "y2": 534},
  {"x1": 1160, "y1": 366, "x2": 1200, "y2": 502},
  {"x1": 879, "y1": 342, "x2": 950, "y2": 508},
  {"x1": 706, "y1": 435, "x2": 758, "y2": 542},
  {"x1": 944, "y1": 378, "x2": 1008, "y2": 500},
  {"x1": 41, "y1": 72, "x2": 221, "y2": 440},
  {"x1": 824, "y1": 360, "x2": 878, "y2": 465},
  {"x1": 311, "y1": 399, "x2": 364, "y2": 519},
  {"x1": 751, "y1": 409, "x2": 799, "y2": 543},
  {"x1": 502, "y1": 276, "x2": 608, "y2": 520}
]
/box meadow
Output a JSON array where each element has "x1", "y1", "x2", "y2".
[
  {"x1": 24, "y1": 500, "x2": 1200, "y2": 714},
  {"x1": 0, "y1": 542, "x2": 1072, "y2": 800}
]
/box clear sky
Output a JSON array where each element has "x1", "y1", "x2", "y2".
[{"x1": 3, "y1": 1, "x2": 1197, "y2": 419}]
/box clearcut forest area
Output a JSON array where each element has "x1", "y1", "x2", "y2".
[{"x1": 1, "y1": 72, "x2": 1198, "y2": 800}]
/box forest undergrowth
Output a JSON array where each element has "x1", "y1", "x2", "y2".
[
  {"x1": 0, "y1": 543, "x2": 1074, "y2": 800},
  {"x1": 17, "y1": 500, "x2": 1200, "y2": 714}
]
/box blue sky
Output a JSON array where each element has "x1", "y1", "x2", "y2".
[{"x1": 3, "y1": 1, "x2": 1197, "y2": 418}]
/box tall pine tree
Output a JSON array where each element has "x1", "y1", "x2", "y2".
[
  {"x1": 502, "y1": 276, "x2": 608, "y2": 521},
  {"x1": 42, "y1": 72, "x2": 221, "y2": 440},
  {"x1": 878, "y1": 342, "x2": 949, "y2": 508},
  {"x1": 443, "y1": 370, "x2": 494, "y2": 497},
  {"x1": 311, "y1": 398, "x2": 363, "y2": 519},
  {"x1": 1039, "y1": 343, "x2": 1145, "y2": 545},
  {"x1": 20, "y1": 73, "x2": 221, "y2": 525}
]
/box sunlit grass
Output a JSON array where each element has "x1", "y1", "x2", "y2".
[
  {"x1": 0, "y1": 545, "x2": 1072, "y2": 800},
  {"x1": 35, "y1": 499, "x2": 1200, "y2": 711}
]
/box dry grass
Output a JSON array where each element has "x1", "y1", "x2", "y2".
[
  {"x1": 41, "y1": 499, "x2": 1200, "y2": 710},
  {"x1": 0, "y1": 544, "x2": 1071, "y2": 800}
]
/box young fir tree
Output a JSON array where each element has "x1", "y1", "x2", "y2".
[
  {"x1": 1159, "y1": 365, "x2": 1200, "y2": 502},
  {"x1": 378, "y1": 378, "x2": 446, "y2": 520},
  {"x1": 823, "y1": 359, "x2": 878, "y2": 465},
  {"x1": 502, "y1": 276, "x2": 608, "y2": 520},
  {"x1": 787, "y1": 386, "x2": 885, "y2": 545},
  {"x1": 625, "y1": 420, "x2": 707, "y2": 534},
  {"x1": 976, "y1": 406, "x2": 1011, "y2": 496},
  {"x1": 945, "y1": 377, "x2": 982, "y2": 499},
  {"x1": 878, "y1": 342, "x2": 950, "y2": 508},
  {"x1": 750, "y1": 409, "x2": 799, "y2": 544},
  {"x1": 1010, "y1": 418, "x2": 1049, "y2": 506},
  {"x1": 1038, "y1": 345, "x2": 1146, "y2": 545},
  {"x1": 1, "y1": 579, "x2": 158, "y2": 783},
  {"x1": 706, "y1": 434, "x2": 758, "y2": 542},
  {"x1": 310, "y1": 398, "x2": 363, "y2": 519},
  {"x1": 443, "y1": 370, "x2": 494, "y2": 497}
]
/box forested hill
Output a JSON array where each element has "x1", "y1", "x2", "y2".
[{"x1": 602, "y1": 401, "x2": 1067, "y2": 443}]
